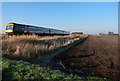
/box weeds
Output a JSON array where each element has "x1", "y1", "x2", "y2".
[
  {"x1": 2, "y1": 34, "x2": 88, "y2": 60},
  {"x1": 2, "y1": 57, "x2": 107, "y2": 80}
]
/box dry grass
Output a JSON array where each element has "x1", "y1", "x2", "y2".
[
  {"x1": 2, "y1": 34, "x2": 88, "y2": 61},
  {"x1": 1, "y1": 34, "x2": 8, "y2": 39}
]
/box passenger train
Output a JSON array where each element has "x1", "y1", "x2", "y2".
[{"x1": 6, "y1": 23, "x2": 70, "y2": 36}]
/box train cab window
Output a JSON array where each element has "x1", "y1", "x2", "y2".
[
  {"x1": 6, "y1": 25, "x2": 13, "y2": 30},
  {"x1": 9, "y1": 25, "x2": 13, "y2": 29},
  {"x1": 6, "y1": 26, "x2": 9, "y2": 29}
]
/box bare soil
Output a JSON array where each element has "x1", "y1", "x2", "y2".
[{"x1": 58, "y1": 35, "x2": 120, "y2": 80}]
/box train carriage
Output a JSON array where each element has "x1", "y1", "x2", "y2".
[{"x1": 6, "y1": 23, "x2": 70, "y2": 35}]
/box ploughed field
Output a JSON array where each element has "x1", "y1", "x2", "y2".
[{"x1": 59, "y1": 35, "x2": 120, "y2": 80}]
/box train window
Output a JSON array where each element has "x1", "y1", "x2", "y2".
[
  {"x1": 50, "y1": 29, "x2": 54, "y2": 33},
  {"x1": 25, "y1": 27, "x2": 27, "y2": 31},
  {"x1": 29, "y1": 28, "x2": 31, "y2": 31},
  {"x1": 15, "y1": 25, "x2": 25, "y2": 31},
  {"x1": 6, "y1": 25, "x2": 13, "y2": 29},
  {"x1": 14, "y1": 27, "x2": 16, "y2": 30},
  {"x1": 32, "y1": 28, "x2": 34, "y2": 31},
  {"x1": 18, "y1": 27, "x2": 21, "y2": 31},
  {"x1": 40, "y1": 29, "x2": 43, "y2": 32},
  {"x1": 45, "y1": 29, "x2": 49, "y2": 33},
  {"x1": 9, "y1": 25, "x2": 13, "y2": 29},
  {"x1": 6, "y1": 26, "x2": 9, "y2": 29},
  {"x1": 21, "y1": 27, "x2": 24, "y2": 31},
  {"x1": 16, "y1": 27, "x2": 19, "y2": 31},
  {"x1": 6, "y1": 25, "x2": 10, "y2": 30},
  {"x1": 29, "y1": 28, "x2": 32, "y2": 31},
  {"x1": 34, "y1": 28, "x2": 35, "y2": 31}
]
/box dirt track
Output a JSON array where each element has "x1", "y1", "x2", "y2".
[{"x1": 59, "y1": 35, "x2": 120, "y2": 80}]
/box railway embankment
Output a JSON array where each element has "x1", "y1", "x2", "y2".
[
  {"x1": 2, "y1": 34, "x2": 88, "y2": 62},
  {"x1": 39, "y1": 35, "x2": 88, "y2": 66}
]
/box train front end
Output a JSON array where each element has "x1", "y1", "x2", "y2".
[{"x1": 6, "y1": 23, "x2": 14, "y2": 35}]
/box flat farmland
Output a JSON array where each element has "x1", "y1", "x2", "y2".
[{"x1": 59, "y1": 35, "x2": 120, "y2": 80}]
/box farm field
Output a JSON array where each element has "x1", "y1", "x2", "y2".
[
  {"x1": 1, "y1": 34, "x2": 108, "y2": 80},
  {"x1": 57, "y1": 35, "x2": 120, "y2": 80}
]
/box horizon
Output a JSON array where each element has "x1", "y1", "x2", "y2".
[{"x1": 2, "y1": 2, "x2": 118, "y2": 34}]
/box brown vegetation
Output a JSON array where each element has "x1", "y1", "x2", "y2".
[
  {"x1": 1, "y1": 34, "x2": 8, "y2": 40},
  {"x1": 2, "y1": 34, "x2": 87, "y2": 61}
]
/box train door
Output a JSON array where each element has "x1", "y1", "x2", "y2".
[
  {"x1": 54, "y1": 29, "x2": 56, "y2": 34},
  {"x1": 25, "y1": 26, "x2": 30, "y2": 34},
  {"x1": 43, "y1": 28, "x2": 45, "y2": 34},
  {"x1": 49, "y1": 29, "x2": 51, "y2": 34}
]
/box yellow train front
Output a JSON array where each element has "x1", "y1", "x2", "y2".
[
  {"x1": 6, "y1": 23, "x2": 14, "y2": 35},
  {"x1": 6, "y1": 23, "x2": 26, "y2": 36}
]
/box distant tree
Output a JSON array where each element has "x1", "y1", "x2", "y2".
[
  {"x1": 99, "y1": 33, "x2": 103, "y2": 35},
  {"x1": 108, "y1": 31, "x2": 114, "y2": 35},
  {"x1": 72, "y1": 32, "x2": 83, "y2": 34}
]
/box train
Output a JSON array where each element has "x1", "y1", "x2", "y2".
[{"x1": 6, "y1": 23, "x2": 70, "y2": 36}]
